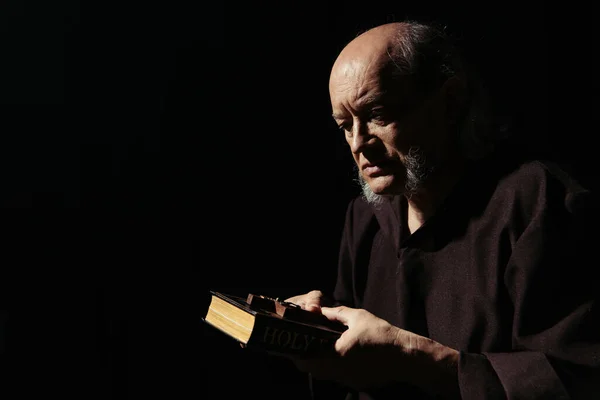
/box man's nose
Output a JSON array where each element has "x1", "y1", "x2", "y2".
[{"x1": 349, "y1": 122, "x2": 374, "y2": 154}]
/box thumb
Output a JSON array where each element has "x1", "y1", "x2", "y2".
[
  {"x1": 320, "y1": 306, "x2": 350, "y2": 325},
  {"x1": 302, "y1": 290, "x2": 325, "y2": 312}
]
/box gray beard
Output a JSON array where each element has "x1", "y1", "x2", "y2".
[{"x1": 356, "y1": 146, "x2": 436, "y2": 206}]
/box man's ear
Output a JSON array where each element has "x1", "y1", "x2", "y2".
[{"x1": 441, "y1": 76, "x2": 468, "y2": 125}]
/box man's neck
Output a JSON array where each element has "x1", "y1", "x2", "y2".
[{"x1": 405, "y1": 158, "x2": 467, "y2": 234}]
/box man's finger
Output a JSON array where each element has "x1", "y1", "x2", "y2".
[
  {"x1": 321, "y1": 306, "x2": 350, "y2": 324},
  {"x1": 286, "y1": 290, "x2": 324, "y2": 311},
  {"x1": 285, "y1": 296, "x2": 306, "y2": 307},
  {"x1": 303, "y1": 290, "x2": 324, "y2": 310}
]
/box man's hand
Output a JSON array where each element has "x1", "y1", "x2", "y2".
[
  {"x1": 285, "y1": 290, "x2": 331, "y2": 313},
  {"x1": 241, "y1": 290, "x2": 329, "y2": 350},
  {"x1": 291, "y1": 306, "x2": 460, "y2": 397}
]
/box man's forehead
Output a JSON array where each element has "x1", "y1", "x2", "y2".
[
  {"x1": 330, "y1": 57, "x2": 415, "y2": 96},
  {"x1": 329, "y1": 52, "x2": 388, "y2": 90},
  {"x1": 329, "y1": 61, "x2": 369, "y2": 94}
]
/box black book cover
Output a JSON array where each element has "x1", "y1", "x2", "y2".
[{"x1": 203, "y1": 291, "x2": 346, "y2": 357}]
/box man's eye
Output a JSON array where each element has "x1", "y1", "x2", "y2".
[
  {"x1": 338, "y1": 123, "x2": 351, "y2": 132},
  {"x1": 370, "y1": 109, "x2": 387, "y2": 121}
]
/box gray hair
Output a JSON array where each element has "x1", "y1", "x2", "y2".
[
  {"x1": 356, "y1": 145, "x2": 436, "y2": 206},
  {"x1": 387, "y1": 21, "x2": 508, "y2": 160}
]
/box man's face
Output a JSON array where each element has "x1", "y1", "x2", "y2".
[{"x1": 329, "y1": 55, "x2": 451, "y2": 197}]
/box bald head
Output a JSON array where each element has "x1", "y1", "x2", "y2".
[
  {"x1": 330, "y1": 21, "x2": 463, "y2": 100},
  {"x1": 331, "y1": 23, "x2": 408, "y2": 76},
  {"x1": 329, "y1": 23, "x2": 407, "y2": 96},
  {"x1": 334, "y1": 22, "x2": 408, "y2": 62}
]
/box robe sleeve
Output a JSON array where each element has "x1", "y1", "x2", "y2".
[
  {"x1": 458, "y1": 178, "x2": 600, "y2": 399},
  {"x1": 332, "y1": 197, "x2": 358, "y2": 308}
]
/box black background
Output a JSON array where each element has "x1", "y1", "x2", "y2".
[{"x1": 0, "y1": 1, "x2": 596, "y2": 398}]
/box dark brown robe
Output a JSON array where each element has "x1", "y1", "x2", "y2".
[{"x1": 321, "y1": 155, "x2": 599, "y2": 399}]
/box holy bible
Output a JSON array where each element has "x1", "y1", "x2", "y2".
[{"x1": 202, "y1": 291, "x2": 347, "y2": 357}]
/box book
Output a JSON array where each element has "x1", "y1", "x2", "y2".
[{"x1": 202, "y1": 291, "x2": 347, "y2": 357}]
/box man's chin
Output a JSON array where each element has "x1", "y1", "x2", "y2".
[
  {"x1": 359, "y1": 175, "x2": 405, "y2": 205},
  {"x1": 365, "y1": 176, "x2": 404, "y2": 195}
]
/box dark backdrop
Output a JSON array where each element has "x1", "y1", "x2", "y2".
[{"x1": 0, "y1": 1, "x2": 596, "y2": 399}]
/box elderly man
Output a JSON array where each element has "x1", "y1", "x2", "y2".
[{"x1": 286, "y1": 21, "x2": 599, "y2": 399}]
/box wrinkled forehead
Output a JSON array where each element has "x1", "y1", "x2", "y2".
[{"x1": 329, "y1": 55, "x2": 419, "y2": 103}]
